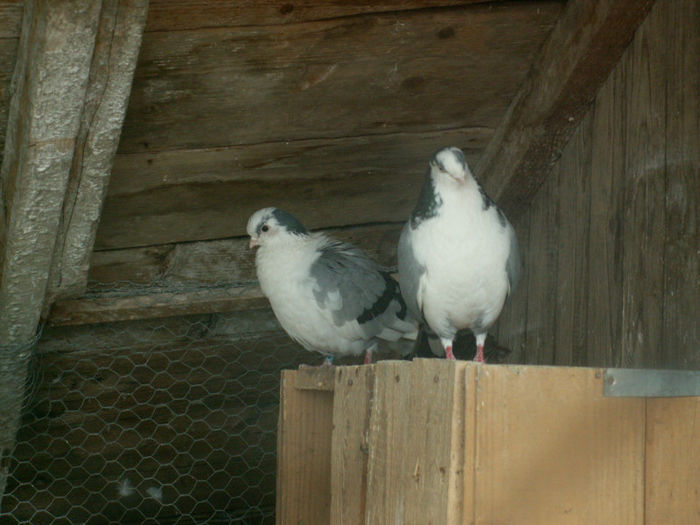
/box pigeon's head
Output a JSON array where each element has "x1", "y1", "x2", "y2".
[
  {"x1": 247, "y1": 207, "x2": 309, "y2": 248},
  {"x1": 429, "y1": 147, "x2": 470, "y2": 184}
]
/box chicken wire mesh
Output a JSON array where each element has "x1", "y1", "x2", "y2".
[{"x1": 0, "y1": 309, "x2": 313, "y2": 525}]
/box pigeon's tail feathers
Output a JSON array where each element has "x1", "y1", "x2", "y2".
[
  {"x1": 376, "y1": 317, "x2": 418, "y2": 343},
  {"x1": 411, "y1": 325, "x2": 446, "y2": 358},
  {"x1": 427, "y1": 331, "x2": 445, "y2": 357},
  {"x1": 385, "y1": 337, "x2": 416, "y2": 358}
]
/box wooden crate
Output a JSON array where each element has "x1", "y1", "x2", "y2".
[{"x1": 276, "y1": 359, "x2": 700, "y2": 525}]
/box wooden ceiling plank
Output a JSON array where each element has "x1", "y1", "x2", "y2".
[
  {"x1": 96, "y1": 129, "x2": 487, "y2": 249},
  {"x1": 144, "y1": 0, "x2": 496, "y2": 31},
  {"x1": 476, "y1": 0, "x2": 657, "y2": 219},
  {"x1": 0, "y1": 0, "x2": 102, "y2": 503},
  {"x1": 118, "y1": 2, "x2": 562, "y2": 154},
  {"x1": 47, "y1": 0, "x2": 149, "y2": 303},
  {"x1": 48, "y1": 283, "x2": 269, "y2": 326}
]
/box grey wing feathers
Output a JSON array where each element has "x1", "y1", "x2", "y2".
[
  {"x1": 310, "y1": 239, "x2": 405, "y2": 328},
  {"x1": 397, "y1": 223, "x2": 423, "y2": 320}
]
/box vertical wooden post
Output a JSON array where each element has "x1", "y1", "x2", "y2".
[
  {"x1": 0, "y1": 0, "x2": 102, "y2": 506},
  {"x1": 401, "y1": 359, "x2": 469, "y2": 525},
  {"x1": 47, "y1": 0, "x2": 149, "y2": 303},
  {"x1": 276, "y1": 370, "x2": 334, "y2": 525},
  {"x1": 330, "y1": 365, "x2": 374, "y2": 525},
  {"x1": 363, "y1": 361, "x2": 412, "y2": 525}
]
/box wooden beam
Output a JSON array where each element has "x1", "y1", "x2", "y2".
[
  {"x1": 48, "y1": 283, "x2": 269, "y2": 326},
  {"x1": 99, "y1": 130, "x2": 487, "y2": 248},
  {"x1": 0, "y1": 0, "x2": 102, "y2": 505},
  {"x1": 118, "y1": 3, "x2": 562, "y2": 154},
  {"x1": 47, "y1": 0, "x2": 149, "y2": 303},
  {"x1": 476, "y1": 0, "x2": 657, "y2": 219},
  {"x1": 145, "y1": 0, "x2": 492, "y2": 31}
]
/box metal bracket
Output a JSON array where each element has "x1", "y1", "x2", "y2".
[{"x1": 604, "y1": 368, "x2": 700, "y2": 397}]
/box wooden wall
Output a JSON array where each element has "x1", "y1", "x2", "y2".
[
  {"x1": 496, "y1": 0, "x2": 699, "y2": 370},
  {"x1": 95, "y1": 0, "x2": 562, "y2": 250}
]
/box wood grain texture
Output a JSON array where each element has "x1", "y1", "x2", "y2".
[
  {"x1": 662, "y1": 0, "x2": 699, "y2": 370},
  {"x1": 477, "y1": 0, "x2": 656, "y2": 220},
  {"x1": 586, "y1": 66, "x2": 625, "y2": 368},
  {"x1": 0, "y1": 1, "x2": 22, "y2": 38},
  {"x1": 521, "y1": 159, "x2": 557, "y2": 365},
  {"x1": 556, "y1": 112, "x2": 592, "y2": 367},
  {"x1": 620, "y1": 3, "x2": 667, "y2": 369},
  {"x1": 144, "y1": 0, "x2": 493, "y2": 31},
  {"x1": 0, "y1": 0, "x2": 102, "y2": 499},
  {"x1": 118, "y1": 2, "x2": 561, "y2": 155},
  {"x1": 401, "y1": 359, "x2": 468, "y2": 525},
  {"x1": 97, "y1": 131, "x2": 483, "y2": 248},
  {"x1": 504, "y1": 0, "x2": 698, "y2": 370},
  {"x1": 364, "y1": 361, "x2": 412, "y2": 525},
  {"x1": 48, "y1": 283, "x2": 269, "y2": 326},
  {"x1": 0, "y1": 0, "x2": 101, "y2": 342},
  {"x1": 645, "y1": 397, "x2": 700, "y2": 524},
  {"x1": 46, "y1": 0, "x2": 148, "y2": 303},
  {"x1": 331, "y1": 365, "x2": 374, "y2": 525},
  {"x1": 277, "y1": 371, "x2": 334, "y2": 525},
  {"x1": 474, "y1": 365, "x2": 645, "y2": 524}
]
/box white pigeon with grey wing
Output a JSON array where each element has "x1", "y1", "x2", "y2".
[
  {"x1": 247, "y1": 207, "x2": 417, "y2": 365},
  {"x1": 397, "y1": 147, "x2": 521, "y2": 362}
]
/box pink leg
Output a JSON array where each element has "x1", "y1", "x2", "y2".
[
  {"x1": 364, "y1": 349, "x2": 373, "y2": 365},
  {"x1": 440, "y1": 337, "x2": 456, "y2": 360},
  {"x1": 473, "y1": 333, "x2": 487, "y2": 363},
  {"x1": 474, "y1": 343, "x2": 485, "y2": 363}
]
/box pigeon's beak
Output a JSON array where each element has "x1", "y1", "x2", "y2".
[{"x1": 249, "y1": 238, "x2": 260, "y2": 249}]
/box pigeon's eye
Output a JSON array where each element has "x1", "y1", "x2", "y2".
[{"x1": 261, "y1": 224, "x2": 269, "y2": 233}]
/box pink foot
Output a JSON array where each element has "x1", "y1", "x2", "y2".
[
  {"x1": 445, "y1": 345, "x2": 456, "y2": 361},
  {"x1": 364, "y1": 350, "x2": 373, "y2": 365},
  {"x1": 474, "y1": 343, "x2": 486, "y2": 363}
]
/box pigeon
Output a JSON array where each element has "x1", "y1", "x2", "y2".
[
  {"x1": 397, "y1": 147, "x2": 521, "y2": 363},
  {"x1": 247, "y1": 207, "x2": 417, "y2": 365}
]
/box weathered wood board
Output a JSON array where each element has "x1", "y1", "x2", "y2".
[
  {"x1": 495, "y1": 0, "x2": 699, "y2": 370},
  {"x1": 474, "y1": 365, "x2": 645, "y2": 524},
  {"x1": 645, "y1": 397, "x2": 700, "y2": 523},
  {"x1": 93, "y1": 2, "x2": 562, "y2": 249},
  {"x1": 331, "y1": 365, "x2": 374, "y2": 525},
  {"x1": 145, "y1": 0, "x2": 494, "y2": 31},
  {"x1": 119, "y1": 3, "x2": 561, "y2": 154},
  {"x1": 477, "y1": 0, "x2": 656, "y2": 220},
  {"x1": 279, "y1": 360, "x2": 699, "y2": 525},
  {"x1": 277, "y1": 371, "x2": 334, "y2": 525}
]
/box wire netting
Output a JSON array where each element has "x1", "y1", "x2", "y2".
[{"x1": 0, "y1": 309, "x2": 312, "y2": 525}]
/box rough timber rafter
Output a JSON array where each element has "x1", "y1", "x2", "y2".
[
  {"x1": 47, "y1": 0, "x2": 149, "y2": 304},
  {"x1": 477, "y1": 0, "x2": 657, "y2": 219},
  {"x1": 0, "y1": 0, "x2": 148, "y2": 506}
]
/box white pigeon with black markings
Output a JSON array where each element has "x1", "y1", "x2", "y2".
[
  {"x1": 247, "y1": 208, "x2": 417, "y2": 365},
  {"x1": 397, "y1": 147, "x2": 521, "y2": 362}
]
